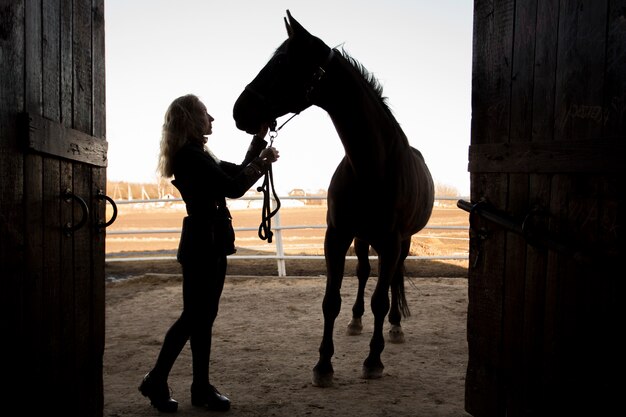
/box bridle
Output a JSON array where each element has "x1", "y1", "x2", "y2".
[
  {"x1": 306, "y1": 48, "x2": 335, "y2": 102},
  {"x1": 255, "y1": 47, "x2": 335, "y2": 243},
  {"x1": 244, "y1": 46, "x2": 336, "y2": 130}
]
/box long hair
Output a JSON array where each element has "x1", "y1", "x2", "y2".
[{"x1": 157, "y1": 94, "x2": 208, "y2": 178}]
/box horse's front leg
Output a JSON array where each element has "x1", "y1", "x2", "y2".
[
  {"x1": 362, "y1": 236, "x2": 401, "y2": 379},
  {"x1": 312, "y1": 227, "x2": 353, "y2": 387},
  {"x1": 347, "y1": 238, "x2": 370, "y2": 336}
]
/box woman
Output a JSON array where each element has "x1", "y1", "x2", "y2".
[{"x1": 139, "y1": 94, "x2": 279, "y2": 412}]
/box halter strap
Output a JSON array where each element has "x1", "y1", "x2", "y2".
[
  {"x1": 306, "y1": 48, "x2": 335, "y2": 101},
  {"x1": 314, "y1": 48, "x2": 336, "y2": 80}
]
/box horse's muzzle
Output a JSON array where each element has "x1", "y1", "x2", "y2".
[{"x1": 233, "y1": 88, "x2": 267, "y2": 134}]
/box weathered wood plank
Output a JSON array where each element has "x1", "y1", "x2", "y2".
[
  {"x1": 524, "y1": 0, "x2": 559, "y2": 412},
  {"x1": 531, "y1": 0, "x2": 559, "y2": 142},
  {"x1": 554, "y1": 0, "x2": 608, "y2": 141},
  {"x1": 604, "y1": 0, "x2": 626, "y2": 138},
  {"x1": 23, "y1": 0, "x2": 45, "y2": 407},
  {"x1": 58, "y1": 0, "x2": 77, "y2": 409},
  {"x1": 0, "y1": 0, "x2": 26, "y2": 289},
  {"x1": 522, "y1": 174, "x2": 551, "y2": 412},
  {"x1": 72, "y1": 1, "x2": 97, "y2": 414},
  {"x1": 548, "y1": 1, "x2": 611, "y2": 414},
  {"x1": 503, "y1": 0, "x2": 537, "y2": 413},
  {"x1": 509, "y1": 0, "x2": 536, "y2": 143},
  {"x1": 59, "y1": 160, "x2": 76, "y2": 409},
  {"x1": 468, "y1": 140, "x2": 625, "y2": 173},
  {"x1": 1, "y1": 0, "x2": 26, "y2": 408},
  {"x1": 73, "y1": 162, "x2": 93, "y2": 416},
  {"x1": 91, "y1": 1, "x2": 107, "y2": 412},
  {"x1": 470, "y1": 0, "x2": 515, "y2": 145},
  {"x1": 60, "y1": 0, "x2": 73, "y2": 124},
  {"x1": 502, "y1": 175, "x2": 528, "y2": 417},
  {"x1": 466, "y1": 1, "x2": 515, "y2": 415},
  {"x1": 24, "y1": 112, "x2": 108, "y2": 166},
  {"x1": 466, "y1": 174, "x2": 508, "y2": 417},
  {"x1": 41, "y1": 0, "x2": 63, "y2": 407}
]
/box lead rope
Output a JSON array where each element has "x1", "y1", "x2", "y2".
[
  {"x1": 256, "y1": 121, "x2": 281, "y2": 242},
  {"x1": 256, "y1": 115, "x2": 300, "y2": 242},
  {"x1": 257, "y1": 161, "x2": 280, "y2": 242}
]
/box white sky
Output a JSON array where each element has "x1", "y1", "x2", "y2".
[{"x1": 105, "y1": 0, "x2": 473, "y2": 195}]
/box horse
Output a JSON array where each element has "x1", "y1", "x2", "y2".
[{"x1": 233, "y1": 10, "x2": 434, "y2": 387}]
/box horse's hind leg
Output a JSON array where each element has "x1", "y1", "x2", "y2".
[
  {"x1": 388, "y1": 238, "x2": 411, "y2": 344},
  {"x1": 312, "y1": 227, "x2": 353, "y2": 388},
  {"x1": 347, "y1": 238, "x2": 370, "y2": 335}
]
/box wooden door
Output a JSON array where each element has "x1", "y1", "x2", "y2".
[
  {"x1": 465, "y1": 1, "x2": 624, "y2": 416},
  {"x1": 0, "y1": 1, "x2": 108, "y2": 416}
]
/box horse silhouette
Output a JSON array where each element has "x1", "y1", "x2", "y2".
[{"x1": 233, "y1": 10, "x2": 434, "y2": 387}]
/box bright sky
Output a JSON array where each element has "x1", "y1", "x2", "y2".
[{"x1": 105, "y1": 0, "x2": 473, "y2": 195}]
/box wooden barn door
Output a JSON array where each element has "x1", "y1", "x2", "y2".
[
  {"x1": 465, "y1": 1, "x2": 625, "y2": 416},
  {"x1": 0, "y1": 1, "x2": 108, "y2": 416}
]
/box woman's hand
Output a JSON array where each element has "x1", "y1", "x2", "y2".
[
  {"x1": 254, "y1": 124, "x2": 269, "y2": 139},
  {"x1": 259, "y1": 147, "x2": 279, "y2": 163}
]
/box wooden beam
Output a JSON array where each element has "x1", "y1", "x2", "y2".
[
  {"x1": 22, "y1": 112, "x2": 107, "y2": 167},
  {"x1": 468, "y1": 140, "x2": 625, "y2": 174}
]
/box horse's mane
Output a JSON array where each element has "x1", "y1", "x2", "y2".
[
  {"x1": 336, "y1": 48, "x2": 394, "y2": 117},
  {"x1": 273, "y1": 40, "x2": 395, "y2": 118}
]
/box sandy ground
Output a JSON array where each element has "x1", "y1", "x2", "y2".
[
  {"x1": 104, "y1": 273, "x2": 470, "y2": 417},
  {"x1": 103, "y1": 203, "x2": 471, "y2": 416}
]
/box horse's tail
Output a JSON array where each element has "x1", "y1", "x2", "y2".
[{"x1": 394, "y1": 269, "x2": 411, "y2": 319}]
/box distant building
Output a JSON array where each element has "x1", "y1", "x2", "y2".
[{"x1": 288, "y1": 188, "x2": 327, "y2": 206}]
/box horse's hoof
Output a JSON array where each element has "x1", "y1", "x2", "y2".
[
  {"x1": 312, "y1": 363, "x2": 334, "y2": 388},
  {"x1": 312, "y1": 370, "x2": 334, "y2": 387},
  {"x1": 388, "y1": 325, "x2": 405, "y2": 344},
  {"x1": 346, "y1": 318, "x2": 363, "y2": 335},
  {"x1": 361, "y1": 357, "x2": 384, "y2": 379},
  {"x1": 361, "y1": 364, "x2": 384, "y2": 379}
]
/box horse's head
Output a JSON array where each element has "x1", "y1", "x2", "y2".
[{"x1": 233, "y1": 10, "x2": 335, "y2": 134}]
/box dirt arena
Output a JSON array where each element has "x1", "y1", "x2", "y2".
[{"x1": 104, "y1": 203, "x2": 471, "y2": 416}]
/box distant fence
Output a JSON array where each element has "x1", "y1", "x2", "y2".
[{"x1": 105, "y1": 195, "x2": 470, "y2": 276}]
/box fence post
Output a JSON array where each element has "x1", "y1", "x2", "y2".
[{"x1": 274, "y1": 210, "x2": 286, "y2": 276}]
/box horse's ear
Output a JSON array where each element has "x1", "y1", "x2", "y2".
[
  {"x1": 284, "y1": 16, "x2": 293, "y2": 37},
  {"x1": 285, "y1": 9, "x2": 308, "y2": 37}
]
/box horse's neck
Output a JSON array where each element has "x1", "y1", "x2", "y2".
[{"x1": 320, "y1": 58, "x2": 398, "y2": 177}]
